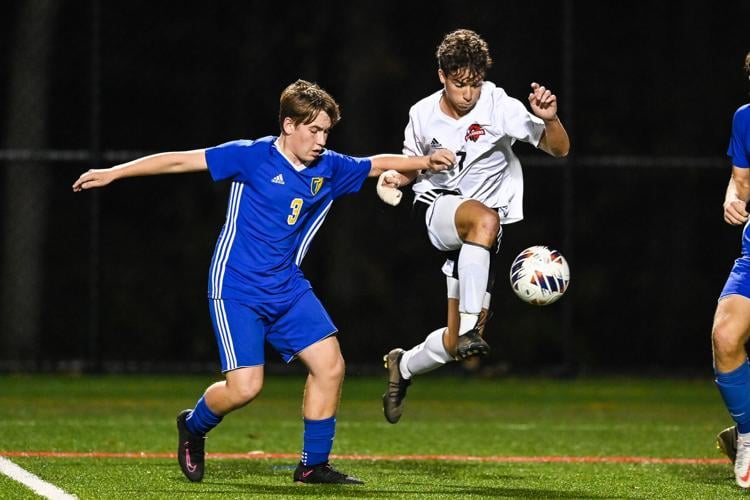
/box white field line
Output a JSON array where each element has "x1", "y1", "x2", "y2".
[{"x1": 0, "y1": 455, "x2": 77, "y2": 499}]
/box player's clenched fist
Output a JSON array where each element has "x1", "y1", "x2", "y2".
[
  {"x1": 724, "y1": 199, "x2": 749, "y2": 225},
  {"x1": 426, "y1": 148, "x2": 456, "y2": 172}
]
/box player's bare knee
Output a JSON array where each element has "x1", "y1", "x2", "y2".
[
  {"x1": 712, "y1": 322, "x2": 747, "y2": 359},
  {"x1": 484, "y1": 210, "x2": 501, "y2": 235},
  {"x1": 329, "y1": 355, "x2": 346, "y2": 382},
  {"x1": 229, "y1": 379, "x2": 263, "y2": 406},
  {"x1": 313, "y1": 355, "x2": 345, "y2": 384},
  {"x1": 467, "y1": 211, "x2": 500, "y2": 245}
]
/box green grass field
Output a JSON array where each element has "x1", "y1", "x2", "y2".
[{"x1": 0, "y1": 374, "x2": 743, "y2": 498}]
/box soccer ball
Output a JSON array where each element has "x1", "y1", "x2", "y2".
[{"x1": 509, "y1": 245, "x2": 570, "y2": 305}]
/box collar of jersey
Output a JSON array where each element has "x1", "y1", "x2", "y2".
[
  {"x1": 273, "y1": 138, "x2": 308, "y2": 173},
  {"x1": 435, "y1": 97, "x2": 477, "y2": 124}
]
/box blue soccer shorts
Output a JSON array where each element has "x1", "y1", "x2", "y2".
[
  {"x1": 208, "y1": 289, "x2": 337, "y2": 372},
  {"x1": 720, "y1": 255, "x2": 750, "y2": 301}
]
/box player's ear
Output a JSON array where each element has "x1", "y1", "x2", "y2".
[
  {"x1": 281, "y1": 117, "x2": 296, "y2": 136},
  {"x1": 438, "y1": 69, "x2": 446, "y2": 85}
]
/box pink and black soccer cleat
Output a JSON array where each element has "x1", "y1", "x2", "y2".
[
  {"x1": 293, "y1": 462, "x2": 363, "y2": 484},
  {"x1": 176, "y1": 409, "x2": 206, "y2": 482}
]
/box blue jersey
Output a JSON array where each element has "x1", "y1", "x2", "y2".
[
  {"x1": 728, "y1": 105, "x2": 750, "y2": 256},
  {"x1": 727, "y1": 104, "x2": 750, "y2": 256},
  {"x1": 205, "y1": 136, "x2": 371, "y2": 302},
  {"x1": 729, "y1": 104, "x2": 750, "y2": 169}
]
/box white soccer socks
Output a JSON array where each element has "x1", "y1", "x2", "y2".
[
  {"x1": 397, "y1": 243, "x2": 492, "y2": 379},
  {"x1": 737, "y1": 432, "x2": 750, "y2": 488},
  {"x1": 400, "y1": 328, "x2": 454, "y2": 379},
  {"x1": 457, "y1": 243, "x2": 490, "y2": 334}
]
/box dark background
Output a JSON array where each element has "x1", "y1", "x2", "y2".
[{"x1": 2, "y1": 0, "x2": 749, "y2": 375}]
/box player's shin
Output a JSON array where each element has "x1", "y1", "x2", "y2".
[
  {"x1": 457, "y1": 243, "x2": 490, "y2": 334},
  {"x1": 301, "y1": 416, "x2": 336, "y2": 466},
  {"x1": 715, "y1": 359, "x2": 750, "y2": 433},
  {"x1": 185, "y1": 395, "x2": 223, "y2": 435},
  {"x1": 400, "y1": 328, "x2": 454, "y2": 378}
]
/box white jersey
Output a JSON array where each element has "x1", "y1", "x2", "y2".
[{"x1": 404, "y1": 81, "x2": 545, "y2": 224}]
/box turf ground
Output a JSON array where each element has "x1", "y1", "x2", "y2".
[{"x1": 0, "y1": 374, "x2": 743, "y2": 498}]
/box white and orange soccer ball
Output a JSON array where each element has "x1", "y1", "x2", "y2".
[{"x1": 509, "y1": 245, "x2": 570, "y2": 305}]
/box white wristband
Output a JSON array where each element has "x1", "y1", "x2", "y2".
[{"x1": 376, "y1": 170, "x2": 402, "y2": 206}]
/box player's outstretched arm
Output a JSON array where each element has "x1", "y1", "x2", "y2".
[
  {"x1": 374, "y1": 169, "x2": 420, "y2": 207},
  {"x1": 528, "y1": 82, "x2": 570, "y2": 158},
  {"x1": 72, "y1": 150, "x2": 208, "y2": 192},
  {"x1": 370, "y1": 150, "x2": 454, "y2": 206},
  {"x1": 371, "y1": 159, "x2": 431, "y2": 207},
  {"x1": 367, "y1": 149, "x2": 455, "y2": 178},
  {"x1": 724, "y1": 166, "x2": 750, "y2": 225}
]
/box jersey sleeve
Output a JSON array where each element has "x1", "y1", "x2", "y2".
[
  {"x1": 500, "y1": 96, "x2": 546, "y2": 147},
  {"x1": 728, "y1": 108, "x2": 750, "y2": 168},
  {"x1": 402, "y1": 108, "x2": 425, "y2": 156},
  {"x1": 327, "y1": 150, "x2": 372, "y2": 198},
  {"x1": 204, "y1": 140, "x2": 255, "y2": 181}
]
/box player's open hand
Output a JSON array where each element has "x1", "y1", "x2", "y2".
[
  {"x1": 427, "y1": 149, "x2": 456, "y2": 172},
  {"x1": 528, "y1": 82, "x2": 558, "y2": 121},
  {"x1": 724, "y1": 199, "x2": 749, "y2": 225},
  {"x1": 72, "y1": 168, "x2": 117, "y2": 192}
]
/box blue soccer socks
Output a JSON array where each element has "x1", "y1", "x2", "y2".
[
  {"x1": 185, "y1": 396, "x2": 223, "y2": 436},
  {"x1": 301, "y1": 416, "x2": 336, "y2": 466},
  {"x1": 716, "y1": 360, "x2": 750, "y2": 434}
]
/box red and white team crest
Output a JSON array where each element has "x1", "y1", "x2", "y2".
[
  {"x1": 310, "y1": 177, "x2": 324, "y2": 196},
  {"x1": 465, "y1": 123, "x2": 485, "y2": 142}
]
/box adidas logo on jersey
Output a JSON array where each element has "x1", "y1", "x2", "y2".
[
  {"x1": 430, "y1": 138, "x2": 444, "y2": 149},
  {"x1": 271, "y1": 174, "x2": 285, "y2": 185}
]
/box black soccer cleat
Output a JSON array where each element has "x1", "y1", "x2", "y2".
[
  {"x1": 717, "y1": 425, "x2": 738, "y2": 464},
  {"x1": 293, "y1": 462, "x2": 364, "y2": 484},
  {"x1": 455, "y1": 328, "x2": 491, "y2": 360},
  {"x1": 177, "y1": 409, "x2": 206, "y2": 482},
  {"x1": 382, "y1": 348, "x2": 411, "y2": 424}
]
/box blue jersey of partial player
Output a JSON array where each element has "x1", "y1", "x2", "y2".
[
  {"x1": 729, "y1": 104, "x2": 750, "y2": 256},
  {"x1": 204, "y1": 136, "x2": 371, "y2": 302}
]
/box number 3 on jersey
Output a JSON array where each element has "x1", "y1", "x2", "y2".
[{"x1": 287, "y1": 198, "x2": 303, "y2": 225}]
